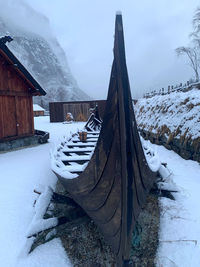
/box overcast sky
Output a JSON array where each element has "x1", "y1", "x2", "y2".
[{"x1": 25, "y1": 0, "x2": 199, "y2": 99}]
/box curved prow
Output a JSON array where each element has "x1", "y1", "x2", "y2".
[
  {"x1": 85, "y1": 105, "x2": 102, "y2": 131},
  {"x1": 105, "y1": 13, "x2": 158, "y2": 265}
]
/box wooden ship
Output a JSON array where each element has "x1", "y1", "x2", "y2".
[{"x1": 52, "y1": 14, "x2": 158, "y2": 266}]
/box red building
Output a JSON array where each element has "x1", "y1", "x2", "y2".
[
  {"x1": 33, "y1": 104, "x2": 45, "y2": 117},
  {"x1": 0, "y1": 36, "x2": 46, "y2": 142}
]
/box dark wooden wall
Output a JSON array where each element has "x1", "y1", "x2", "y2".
[
  {"x1": 0, "y1": 55, "x2": 34, "y2": 141},
  {"x1": 63, "y1": 103, "x2": 90, "y2": 121},
  {"x1": 49, "y1": 100, "x2": 106, "y2": 122}
]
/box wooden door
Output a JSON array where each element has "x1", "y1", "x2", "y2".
[
  {"x1": 16, "y1": 96, "x2": 33, "y2": 136},
  {"x1": 0, "y1": 96, "x2": 17, "y2": 139}
]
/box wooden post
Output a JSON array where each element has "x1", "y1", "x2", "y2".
[{"x1": 79, "y1": 131, "x2": 87, "y2": 142}]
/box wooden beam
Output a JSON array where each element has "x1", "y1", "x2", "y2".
[
  {"x1": 0, "y1": 90, "x2": 32, "y2": 97},
  {"x1": 30, "y1": 97, "x2": 34, "y2": 135}
]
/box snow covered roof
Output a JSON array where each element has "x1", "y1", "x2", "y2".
[{"x1": 33, "y1": 104, "x2": 45, "y2": 111}]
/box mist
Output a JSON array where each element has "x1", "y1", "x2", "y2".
[
  {"x1": 0, "y1": 0, "x2": 53, "y2": 40},
  {"x1": 1, "y1": 0, "x2": 200, "y2": 99}
]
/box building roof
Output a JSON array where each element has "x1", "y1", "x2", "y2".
[
  {"x1": 0, "y1": 36, "x2": 46, "y2": 96},
  {"x1": 33, "y1": 104, "x2": 45, "y2": 111},
  {"x1": 49, "y1": 100, "x2": 106, "y2": 104}
]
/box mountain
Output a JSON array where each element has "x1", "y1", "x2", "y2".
[{"x1": 0, "y1": 1, "x2": 90, "y2": 109}]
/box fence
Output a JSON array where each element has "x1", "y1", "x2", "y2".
[{"x1": 143, "y1": 80, "x2": 200, "y2": 98}]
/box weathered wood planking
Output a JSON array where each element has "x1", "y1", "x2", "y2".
[
  {"x1": 0, "y1": 38, "x2": 45, "y2": 141},
  {"x1": 0, "y1": 55, "x2": 33, "y2": 93},
  {"x1": 0, "y1": 96, "x2": 34, "y2": 139},
  {"x1": 63, "y1": 103, "x2": 90, "y2": 121},
  {"x1": 0, "y1": 60, "x2": 34, "y2": 139},
  {"x1": 0, "y1": 96, "x2": 17, "y2": 138},
  {"x1": 16, "y1": 96, "x2": 34, "y2": 136},
  {"x1": 49, "y1": 100, "x2": 106, "y2": 122}
]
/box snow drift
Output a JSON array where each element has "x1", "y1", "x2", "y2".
[{"x1": 134, "y1": 88, "x2": 200, "y2": 161}]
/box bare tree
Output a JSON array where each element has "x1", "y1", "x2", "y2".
[
  {"x1": 175, "y1": 7, "x2": 200, "y2": 82},
  {"x1": 192, "y1": 7, "x2": 200, "y2": 34},
  {"x1": 176, "y1": 46, "x2": 199, "y2": 81}
]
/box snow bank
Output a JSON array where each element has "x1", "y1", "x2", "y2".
[
  {"x1": 155, "y1": 145, "x2": 200, "y2": 267},
  {"x1": 141, "y1": 137, "x2": 161, "y2": 172},
  {"x1": 135, "y1": 88, "x2": 200, "y2": 140}
]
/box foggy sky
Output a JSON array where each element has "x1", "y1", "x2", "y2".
[{"x1": 11, "y1": 1, "x2": 200, "y2": 99}]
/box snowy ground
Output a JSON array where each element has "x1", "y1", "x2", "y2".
[
  {"x1": 155, "y1": 145, "x2": 200, "y2": 267},
  {"x1": 0, "y1": 116, "x2": 200, "y2": 266},
  {"x1": 0, "y1": 117, "x2": 84, "y2": 267}
]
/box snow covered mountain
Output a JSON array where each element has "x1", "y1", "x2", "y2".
[{"x1": 0, "y1": 1, "x2": 90, "y2": 109}]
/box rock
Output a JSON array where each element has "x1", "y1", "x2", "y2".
[
  {"x1": 180, "y1": 149, "x2": 192, "y2": 160},
  {"x1": 138, "y1": 128, "x2": 200, "y2": 163}
]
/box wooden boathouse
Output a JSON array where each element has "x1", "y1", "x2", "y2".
[
  {"x1": 33, "y1": 104, "x2": 45, "y2": 117},
  {"x1": 0, "y1": 36, "x2": 46, "y2": 143},
  {"x1": 49, "y1": 100, "x2": 106, "y2": 122}
]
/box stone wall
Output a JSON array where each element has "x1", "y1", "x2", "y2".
[
  {"x1": 135, "y1": 88, "x2": 200, "y2": 163},
  {"x1": 139, "y1": 129, "x2": 200, "y2": 163},
  {"x1": 0, "y1": 130, "x2": 49, "y2": 152}
]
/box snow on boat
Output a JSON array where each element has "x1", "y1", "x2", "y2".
[{"x1": 51, "y1": 14, "x2": 159, "y2": 266}]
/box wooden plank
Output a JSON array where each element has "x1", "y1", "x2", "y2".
[
  {"x1": 63, "y1": 160, "x2": 89, "y2": 165},
  {"x1": 1, "y1": 96, "x2": 17, "y2": 138},
  {"x1": 0, "y1": 90, "x2": 31, "y2": 97},
  {"x1": 49, "y1": 100, "x2": 106, "y2": 123},
  {"x1": 63, "y1": 151, "x2": 93, "y2": 157},
  {"x1": 63, "y1": 103, "x2": 90, "y2": 121},
  {"x1": 29, "y1": 97, "x2": 34, "y2": 135},
  {"x1": 0, "y1": 96, "x2": 3, "y2": 139},
  {"x1": 72, "y1": 140, "x2": 97, "y2": 143},
  {"x1": 67, "y1": 143, "x2": 96, "y2": 148},
  {"x1": 0, "y1": 59, "x2": 9, "y2": 91},
  {"x1": 16, "y1": 96, "x2": 33, "y2": 136},
  {"x1": 49, "y1": 102, "x2": 64, "y2": 122},
  {"x1": 62, "y1": 147, "x2": 94, "y2": 152}
]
